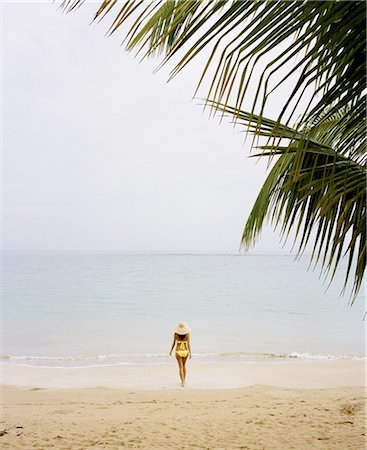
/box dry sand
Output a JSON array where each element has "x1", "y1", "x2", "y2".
[{"x1": 1, "y1": 361, "x2": 366, "y2": 449}]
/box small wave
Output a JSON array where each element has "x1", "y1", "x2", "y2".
[
  {"x1": 0, "y1": 353, "x2": 168, "y2": 361},
  {"x1": 283, "y1": 352, "x2": 365, "y2": 361},
  {"x1": 1, "y1": 351, "x2": 364, "y2": 368}
]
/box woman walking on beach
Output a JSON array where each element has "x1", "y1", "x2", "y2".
[{"x1": 169, "y1": 322, "x2": 192, "y2": 387}]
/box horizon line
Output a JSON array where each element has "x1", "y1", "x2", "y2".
[{"x1": 2, "y1": 249, "x2": 308, "y2": 257}]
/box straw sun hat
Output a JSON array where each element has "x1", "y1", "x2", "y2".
[{"x1": 174, "y1": 321, "x2": 191, "y2": 335}]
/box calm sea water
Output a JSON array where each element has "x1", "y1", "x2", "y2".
[{"x1": 2, "y1": 251, "x2": 365, "y2": 367}]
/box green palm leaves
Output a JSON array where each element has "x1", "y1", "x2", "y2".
[
  {"x1": 61, "y1": 0, "x2": 366, "y2": 300},
  {"x1": 225, "y1": 105, "x2": 365, "y2": 302}
]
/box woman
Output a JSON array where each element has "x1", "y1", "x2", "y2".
[{"x1": 169, "y1": 321, "x2": 192, "y2": 387}]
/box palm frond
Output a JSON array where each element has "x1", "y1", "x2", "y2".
[
  {"x1": 59, "y1": 1, "x2": 366, "y2": 300},
  {"x1": 226, "y1": 106, "x2": 366, "y2": 302},
  {"x1": 61, "y1": 0, "x2": 366, "y2": 150}
]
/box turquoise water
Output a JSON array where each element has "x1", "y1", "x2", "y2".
[{"x1": 2, "y1": 251, "x2": 365, "y2": 367}]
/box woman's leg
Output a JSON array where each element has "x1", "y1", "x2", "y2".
[
  {"x1": 182, "y1": 356, "x2": 188, "y2": 383},
  {"x1": 175, "y1": 355, "x2": 185, "y2": 386}
]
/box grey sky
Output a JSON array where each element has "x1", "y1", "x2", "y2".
[{"x1": 3, "y1": 2, "x2": 301, "y2": 253}]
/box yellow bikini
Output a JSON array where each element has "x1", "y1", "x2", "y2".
[{"x1": 176, "y1": 340, "x2": 189, "y2": 357}]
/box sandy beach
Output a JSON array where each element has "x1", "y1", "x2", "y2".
[
  {"x1": 3, "y1": 0, "x2": 366, "y2": 448},
  {"x1": 1, "y1": 361, "x2": 365, "y2": 449}
]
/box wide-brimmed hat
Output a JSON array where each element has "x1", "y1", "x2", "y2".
[{"x1": 174, "y1": 321, "x2": 191, "y2": 335}]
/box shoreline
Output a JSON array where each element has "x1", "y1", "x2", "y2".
[{"x1": 2, "y1": 359, "x2": 364, "y2": 390}]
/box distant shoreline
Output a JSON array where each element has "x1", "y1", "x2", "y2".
[{"x1": 3, "y1": 249, "x2": 311, "y2": 256}]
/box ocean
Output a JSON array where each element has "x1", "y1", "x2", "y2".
[{"x1": 2, "y1": 251, "x2": 365, "y2": 367}]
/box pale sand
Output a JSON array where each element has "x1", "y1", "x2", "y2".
[{"x1": 1, "y1": 361, "x2": 366, "y2": 449}]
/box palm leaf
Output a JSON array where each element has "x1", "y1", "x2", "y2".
[
  {"x1": 220, "y1": 105, "x2": 366, "y2": 302},
  {"x1": 61, "y1": 0, "x2": 366, "y2": 149},
  {"x1": 59, "y1": 1, "x2": 366, "y2": 299}
]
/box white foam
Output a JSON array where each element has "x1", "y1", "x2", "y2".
[{"x1": 1, "y1": 351, "x2": 364, "y2": 368}]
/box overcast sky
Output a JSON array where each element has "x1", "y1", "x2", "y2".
[{"x1": 3, "y1": 1, "x2": 304, "y2": 253}]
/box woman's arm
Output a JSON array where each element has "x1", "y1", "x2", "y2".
[
  {"x1": 169, "y1": 334, "x2": 176, "y2": 356},
  {"x1": 187, "y1": 335, "x2": 192, "y2": 359}
]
